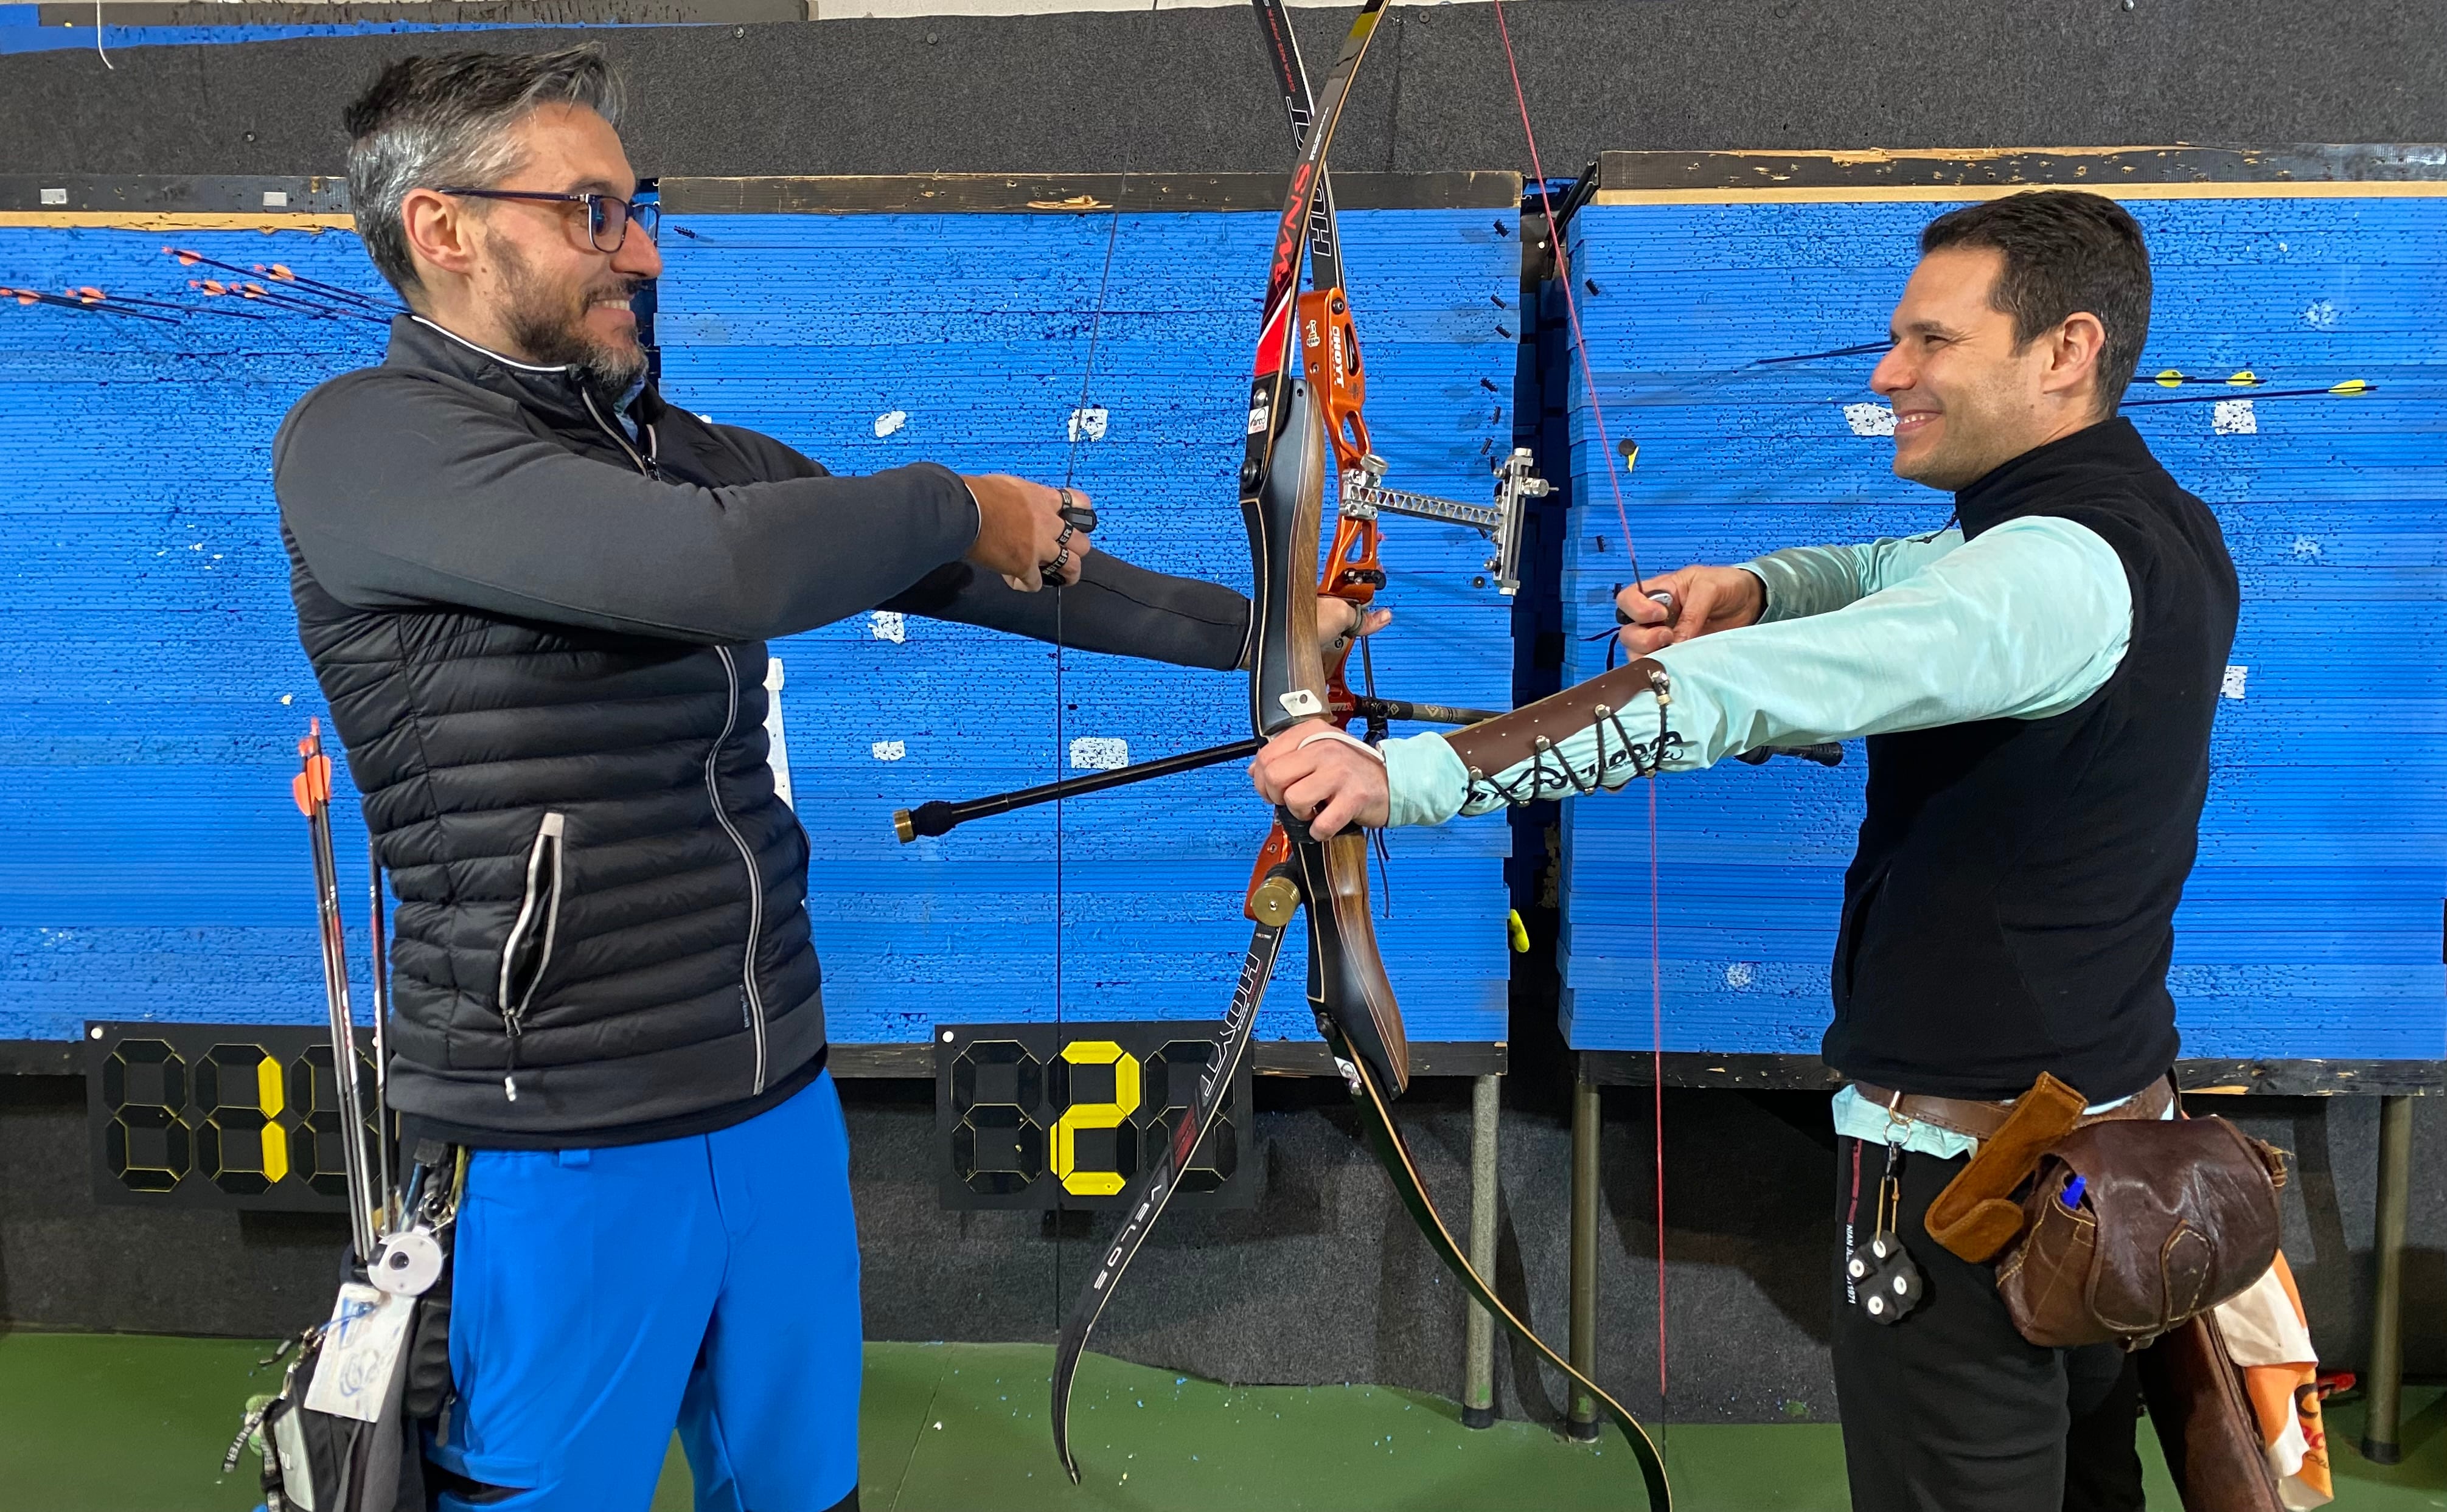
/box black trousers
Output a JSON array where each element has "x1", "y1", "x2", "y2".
[{"x1": 1832, "y1": 1137, "x2": 2145, "y2": 1512}]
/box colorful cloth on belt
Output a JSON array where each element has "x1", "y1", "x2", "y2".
[{"x1": 2216, "y1": 1252, "x2": 2333, "y2": 1508}]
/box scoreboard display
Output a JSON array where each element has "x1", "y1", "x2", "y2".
[
  {"x1": 85, "y1": 1022, "x2": 375, "y2": 1213},
  {"x1": 85, "y1": 1018, "x2": 1252, "y2": 1213},
  {"x1": 935, "y1": 1022, "x2": 1254, "y2": 1210}
]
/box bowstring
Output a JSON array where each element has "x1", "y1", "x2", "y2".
[
  {"x1": 1053, "y1": 0, "x2": 1161, "y2": 1331},
  {"x1": 1490, "y1": 0, "x2": 1671, "y2": 1414}
]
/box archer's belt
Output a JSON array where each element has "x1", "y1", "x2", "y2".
[{"x1": 1848, "y1": 1075, "x2": 2175, "y2": 1143}]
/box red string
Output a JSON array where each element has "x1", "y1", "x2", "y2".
[
  {"x1": 1489, "y1": 3, "x2": 1641, "y2": 587},
  {"x1": 1648, "y1": 782, "x2": 1666, "y2": 1399},
  {"x1": 1491, "y1": 0, "x2": 1668, "y2": 1407}
]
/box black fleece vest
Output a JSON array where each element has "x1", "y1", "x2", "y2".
[{"x1": 1820, "y1": 418, "x2": 2238, "y2": 1103}]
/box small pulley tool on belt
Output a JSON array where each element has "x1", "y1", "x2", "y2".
[{"x1": 1849, "y1": 1097, "x2": 1926, "y2": 1325}]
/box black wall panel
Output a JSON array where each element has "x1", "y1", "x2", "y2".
[{"x1": 4, "y1": 2, "x2": 2443, "y2": 180}]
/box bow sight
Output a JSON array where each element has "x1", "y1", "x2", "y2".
[{"x1": 1335, "y1": 446, "x2": 1550, "y2": 597}]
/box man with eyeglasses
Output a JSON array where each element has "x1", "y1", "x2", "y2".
[{"x1": 275, "y1": 44, "x2": 1374, "y2": 1512}]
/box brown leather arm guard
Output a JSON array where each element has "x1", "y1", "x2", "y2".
[{"x1": 1440, "y1": 658, "x2": 1683, "y2": 809}]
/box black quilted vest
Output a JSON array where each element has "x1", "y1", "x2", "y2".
[{"x1": 284, "y1": 322, "x2": 825, "y2": 1146}]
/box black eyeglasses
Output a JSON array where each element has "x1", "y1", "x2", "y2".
[{"x1": 432, "y1": 188, "x2": 660, "y2": 252}]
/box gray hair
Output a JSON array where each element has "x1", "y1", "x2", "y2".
[{"x1": 343, "y1": 46, "x2": 627, "y2": 297}]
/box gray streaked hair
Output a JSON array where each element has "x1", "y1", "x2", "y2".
[{"x1": 343, "y1": 46, "x2": 627, "y2": 297}]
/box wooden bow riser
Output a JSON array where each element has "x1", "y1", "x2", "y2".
[
  {"x1": 1289, "y1": 822, "x2": 1408, "y2": 1098},
  {"x1": 1241, "y1": 376, "x2": 1410, "y2": 1097},
  {"x1": 1241, "y1": 376, "x2": 1332, "y2": 738}
]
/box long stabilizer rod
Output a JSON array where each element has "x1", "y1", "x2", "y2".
[{"x1": 893, "y1": 700, "x2": 1500, "y2": 843}]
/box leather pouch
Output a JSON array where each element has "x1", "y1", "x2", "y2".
[
  {"x1": 1996, "y1": 1115, "x2": 2286, "y2": 1349},
  {"x1": 1923, "y1": 1072, "x2": 2089, "y2": 1263}
]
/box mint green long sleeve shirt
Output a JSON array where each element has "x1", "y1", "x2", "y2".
[
  {"x1": 1379, "y1": 517, "x2": 2133, "y2": 826},
  {"x1": 1376, "y1": 516, "x2": 2140, "y2": 1156}
]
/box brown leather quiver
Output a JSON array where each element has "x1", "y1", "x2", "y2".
[
  {"x1": 1995, "y1": 1116, "x2": 2287, "y2": 1350},
  {"x1": 2137, "y1": 1311, "x2": 2288, "y2": 1511}
]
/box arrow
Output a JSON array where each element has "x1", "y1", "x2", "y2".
[
  {"x1": 0, "y1": 284, "x2": 178, "y2": 323},
  {"x1": 2126, "y1": 379, "x2": 2373, "y2": 407}
]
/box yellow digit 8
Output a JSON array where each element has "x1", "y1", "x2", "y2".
[{"x1": 1051, "y1": 1039, "x2": 1141, "y2": 1198}]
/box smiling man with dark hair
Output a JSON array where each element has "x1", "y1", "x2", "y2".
[
  {"x1": 279, "y1": 43, "x2": 1378, "y2": 1512},
  {"x1": 1255, "y1": 189, "x2": 2239, "y2": 1510}
]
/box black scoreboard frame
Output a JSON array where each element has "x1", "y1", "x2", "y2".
[
  {"x1": 933, "y1": 1021, "x2": 1258, "y2": 1212},
  {"x1": 83, "y1": 1021, "x2": 378, "y2": 1213}
]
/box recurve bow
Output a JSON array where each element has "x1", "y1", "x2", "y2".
[
  {"x1": 1048, "y1": 8, "x2": 1394, "y2": 1482},
  {"x1": 1050, "y1": 5, "x2": 1671, "y2": 1503}
]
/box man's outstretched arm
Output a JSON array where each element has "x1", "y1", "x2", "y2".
[
  {"x1": 279, "y1": 372, "x2": 1084, "y2": 645},
  {"x1": 1256, "y1": 514, "x2": 2132, "y2": 834},
  {"x1": 883, "y1": 553, "x2": 1253, "y2": 671}
]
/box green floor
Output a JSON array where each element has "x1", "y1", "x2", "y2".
[{"x1": 3, "y1": 1330, "x2": 2440, "y2": 1510}]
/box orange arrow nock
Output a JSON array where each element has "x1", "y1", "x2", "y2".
[{"x1": 291, "y1": 718, "x2": 333, "y2": 816}]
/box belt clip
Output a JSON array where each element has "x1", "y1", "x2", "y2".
[{"x1": 1882, "y1": 1087, "x2": 1912, "y2": 1144}]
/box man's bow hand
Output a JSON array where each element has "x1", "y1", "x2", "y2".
[
  {"x1": 1318, "y1": 598, "x2": 1393, "y2": 647},
  {"x1": 964, "y1": 474, "x2": 1095, "y2": 591},
  {"x1": 1251, "y1": 721, "x2": 1391, "y2": 839}
]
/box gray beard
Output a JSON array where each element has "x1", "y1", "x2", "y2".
[{"x1": 495, "y1": 240, "x2": 646, "y2": 400}]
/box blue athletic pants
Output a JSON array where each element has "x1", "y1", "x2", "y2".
[{"x1": 429, "y1": 1070, "x2": 861, "y2": 1511}]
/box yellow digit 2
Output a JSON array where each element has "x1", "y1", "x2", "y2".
[{"x1": 1051, "y1": 1040, "x2": 1141, "y2": 1197}]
